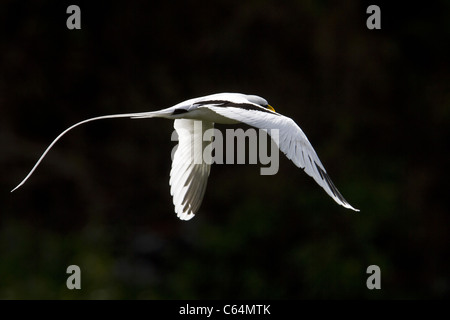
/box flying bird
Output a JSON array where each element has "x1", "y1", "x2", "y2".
[{"x1": 12, "y1": 93, "x2": 359, "y2": 220}]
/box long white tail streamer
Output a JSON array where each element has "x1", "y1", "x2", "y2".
[{"x1": 11, "y1": 111, "x2": 160, "y2": 192}]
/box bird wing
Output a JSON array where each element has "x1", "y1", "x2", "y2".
[
  {"x1": 169, "y1": 119, "x2": 214, "y2": 220},
  {"x1": 205, "y1": 106, "x2": 359, "y2": 211}
]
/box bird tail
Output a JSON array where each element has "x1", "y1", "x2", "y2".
[
  {"x1": 11, "y1": 110, "x2": 171, "y2": 192},
  {"x1": 128, "y1": 107, "x2": 176, "y2": 119}
]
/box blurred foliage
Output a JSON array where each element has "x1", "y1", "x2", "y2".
[{"x1": 0, "y1": 0, "x2": 449, "y2": 299}]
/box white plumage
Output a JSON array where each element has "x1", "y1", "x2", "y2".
[
  {"x1": 12, "y1": 92, "x2": 359, "y2": 220},
  {"x1": 170, "y1": 119, "x2": 214, "y2": 220}
]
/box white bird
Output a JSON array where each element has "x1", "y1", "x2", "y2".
[{"x1": 12, "y1": 93, "x2": 359, "y2": 220}]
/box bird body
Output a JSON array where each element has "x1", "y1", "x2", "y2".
[{"x1": 12, "y1": 93, "x2": 359, "y2": 220}]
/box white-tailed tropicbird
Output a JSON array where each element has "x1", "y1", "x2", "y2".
[{"x1": 12, "y1": 93, "x2": 359, "y2": 220}]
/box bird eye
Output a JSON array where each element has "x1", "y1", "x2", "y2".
[{"x1": 267, "y1": 104, "x2": 276, "y2": 112}]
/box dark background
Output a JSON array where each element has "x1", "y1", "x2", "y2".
[{"x1": 1, "y1": 0, "x2": 449, "y2": 299}]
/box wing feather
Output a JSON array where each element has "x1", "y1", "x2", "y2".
[
  {"x1": 205, "y1": 106, "x2": 359, "y2": 211},
  {"x1": 169, "y1": 119, "x2": 214, "y2": 220}
]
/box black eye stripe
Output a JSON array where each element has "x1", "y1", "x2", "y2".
[{"x1": 195, "y1": 100, "x2": 278, "y2": 115}]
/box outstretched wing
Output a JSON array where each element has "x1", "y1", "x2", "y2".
[
  {"x1": 205, "y1": 106, "x2": 359, "y2": 211},
  {"x1": 169, "y1": 119, "x2": 214, "y2": 220}
]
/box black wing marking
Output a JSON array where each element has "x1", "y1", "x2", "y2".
[{"x1": 194, "y1": 100, "x2": 279, "y2": 116}]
